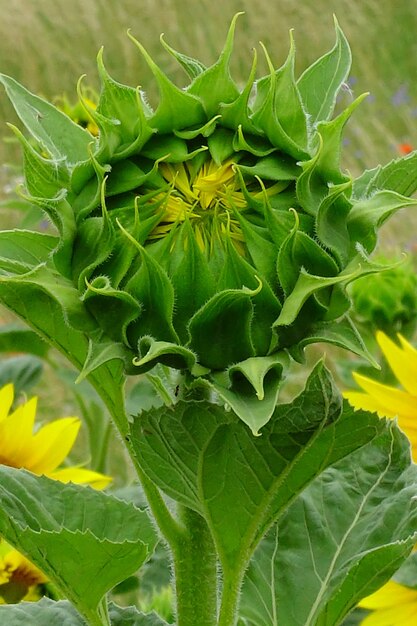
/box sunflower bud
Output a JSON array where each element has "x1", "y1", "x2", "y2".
[
  {"x1": 350, "y1": 257, "x2": 417, "y2": 337},
  {"x1": 1, "y1": 15, "x2": 417, "y2": 431}
]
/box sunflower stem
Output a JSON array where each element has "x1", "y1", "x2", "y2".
[
  {"x1": 172, "y1": 505, "x2": 218, "y2": 626},
  {"x1": 91, "y1": 381, "x2": 185, "y2": 547},
  {"x1": 218, "y1": 568, "x2": 243, "y2": 626}
]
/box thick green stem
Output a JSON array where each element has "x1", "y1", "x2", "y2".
[
  {"x1": 172, "y1": 505, "x2": 218, "y2": 626},
  {"x1": 218, "y1": 567, "x2": 245, "y2": 626}
]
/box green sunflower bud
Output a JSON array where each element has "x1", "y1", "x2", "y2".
[
  {"x1": 350, "y1": 256, "x2": 417, "y2": 337},
  {"x1": 1, "y1": 14, "x2": 417, "y2": 432}
]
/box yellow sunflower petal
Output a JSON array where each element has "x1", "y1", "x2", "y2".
[
  {"x1": 360, "y1": 604, "x2": 417, "y2": 626},
  {"x1": 29, "y1": 417, "x2": 81, "y2": 474},
  {"x1": 343, "y1": 391, "x2": 395, "y2": 418},
  {"x1": 0, "y1": 397, "x2": 39, "y2": 468},
  {"x1": 376, "y1": 331, "x2": 417, "y2": 397},
  {"x1": 48, "y1": 466, "x2": 112, "y2": 489},
  {"x1": 359, "y1": 581, "x2": 417, "y2": 610},
  {"x1": 0, "y1": 384, "x2": 14, "y2": 422},
  {"x1": 352, "y1": 373, "x2": 417, "y2": 420}
]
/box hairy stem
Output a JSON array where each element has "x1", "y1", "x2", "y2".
[
  {"x1": 172, "y1": 505, "x2": 218, "y2": 626},
  {"x1": 218, "y1": 567, "x2": 244, "y2": 626}
]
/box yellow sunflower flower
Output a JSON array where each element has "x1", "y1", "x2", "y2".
[
  {"x1": 0, "y1": 382, "x2": 111, "y2": 488},
  {"x1": 358, "y1": 580, "x2": 417, "y2": 625},
  {"x1": 0, "y1": 542, "x2": 47, "y2": 604},
  {"x1": 343, "y1": 331, "x2": 417, "y2": 461},
  {"x1": 0, "y1": 382, "x2": 112, "y2": 604}
]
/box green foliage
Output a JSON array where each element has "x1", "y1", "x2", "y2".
[
  {"x1": 0, "y1": 467, "x2": 157, "y2": 625},
  {"x1": 0, "y1": 599, "x2": 169, "y2": 626},
  {"x1": 239, "y1": 417, "x2": 417, "y2": 625}
]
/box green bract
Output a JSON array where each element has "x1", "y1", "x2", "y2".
[{"x1": 1, "y1": 14, "x2": 417, "y2": 432}]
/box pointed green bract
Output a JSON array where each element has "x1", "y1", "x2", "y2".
[{"x1": 297, "y1": 17, "x2": 352, "y2": 123}]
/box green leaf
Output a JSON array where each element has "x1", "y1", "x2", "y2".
[
  {"x1": 297, "y1": 18, "x2": 351, "y2": 123},
  {"x1": 0, "y1": 599, "x2": 170, "y2": 626},
  {"x1": 160, "y1": 34, "x2": 206, "y2": 80},
  {"x1": 133, "y1": 338, "x2": 206, "y2": 377},
  {"x1": 108, "y1": 603, "x2": 170, "y2": 625},
  {"x1": 353, "y1": 151, "x2": 417, "y2": 199},
  {"x1": 288, "y1": 316, "x2": 378, "y2": 366},
  {"x1": 0, "y1": 229, "x2": 57, "y2": 274},
  {"x1": 0, "y1": 74, "x2": 92, "y2": 163},
  {"x1": 0, "y1": 273, "x2": 127, "y2": 432},
  {"x1": 0, "y1": 599, "x2": 84, "y2": 626},
  {"x1": 275, "y1": 265, "x2": 361, "y2": 327},
  {"x1": 296, "y1": 95, "x2": 366, "y2": 216},
  {"x1": 131, "y1": 364, "x2": 384, "y2": 578},
  {"x1": 206, "y1": 354, "x2": 287, "y2": 434},
  {"x1": 96, "y1": 48, "x2": 154, "y2": 156},
  {"x1": 0, "y1": 467, "x2": 158, "y2": 624},
  {"x1": 9, "y1": 124, "x2": 70, "y2": 200},
  {"x1": 0, "y1": 355, "x2": 43, "y2": 394},
  {"x1": 168, "y1": 223, "x2": 216, "y2": 342},
  {"x1": 82, "y1": 277, "x2": 141, "y2": 344},
  {"x1": 240, "y1": 415, "x2": 417, "y2": 626},
  {"x1": 348, "y1": 190, "x2": 417, "y2": 253},
  {"x1": 125, "y1": 244, "x2": 178, "y2": 346}
]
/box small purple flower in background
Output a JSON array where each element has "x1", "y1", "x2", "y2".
[{"x1": 391, "y1": 84, "x2": 410, "y2": 106}]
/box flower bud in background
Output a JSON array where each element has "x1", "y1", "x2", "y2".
[{"x1": 349, "y1": 256, "x2": 417, "y2": 338}]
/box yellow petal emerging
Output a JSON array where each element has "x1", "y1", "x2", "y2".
[
  {"x1": 359, "y1": 581, "x2": 417, "y2": 626},
  {"x1": 344, "y1": 332, "x2": 417, "y2": 463},
  {"x1": 29, "y1": 417, "x2": 81, "y2": 474},
  {"x1": 49, "y1": 466, "x2": 112, "y2": 489},
  {"x1": 376, "y1": 331, "x2": 417, "y2": 397}
]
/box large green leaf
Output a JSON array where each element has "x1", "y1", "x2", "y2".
[
  {"x1": 130, "y1": 364, "x2": 385, "y2": 578},
  {"x1": 0, "y1": 273, "x2": 127, "y2": 432},
  {"x1": 0, "y1": 322, "x2": 48, "y2": 357},
  {"x1": 0, "y1": 598, "x2": 84, "y2": 626},
  {"x1": 0, "y1": 74, "x2": 92, "y2": 163},
  {"x1": 0, "y1": 467, "x2": 158, "y2": 625},
  {"x1": 239, "y1": 415, "x2": 417, "y2": 626},
  {"x1": 0, "y1": 598, "x2": 170, "y2": 626}
]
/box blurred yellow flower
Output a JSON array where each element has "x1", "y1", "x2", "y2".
[
  {"x1": 358, "y1": 580, "x2": 417, "y2": 625},
  {"x1": 0, "y1": 383, "x2": 111, "y2": 488},
  {"x1": 0, "y1": 542, "x2": 47, "y2": 604},
  {"x1": 344, "y1": 331, "x2": 417, "y2": 461},
  {"x1": 0, "y1": 382, "x2": 112, "y2": 604}
]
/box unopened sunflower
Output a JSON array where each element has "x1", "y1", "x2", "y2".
[{"x1": 1, "y1": 14, "x2": 416, "y2": 432}]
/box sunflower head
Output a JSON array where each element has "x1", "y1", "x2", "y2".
[{"x1": 2, "y1": 14, "x2": 416, "y2": 430}]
